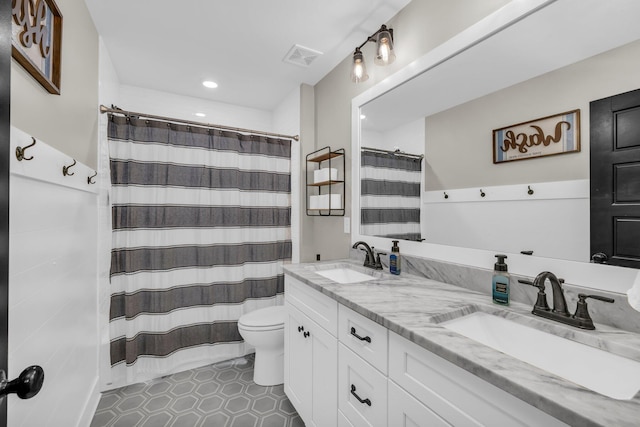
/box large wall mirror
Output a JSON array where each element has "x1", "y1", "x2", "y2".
[{"x1": 352, "y1": 0, "x2": 640, "y2": 292}]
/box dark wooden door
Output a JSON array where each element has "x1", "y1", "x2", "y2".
[
  {"x1": 0, "y1": 0, "x2": 10, "y2": 425},
  {"x1": 590, "y1": 88, "x2": 640, "y2": 268}
]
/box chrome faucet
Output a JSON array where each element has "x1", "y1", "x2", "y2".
[
  {"x1": 518, "y1": 271, "x2": 614, "y2": 330},
  {"x1": 352, "y1": 241, "x2": 383, "y2": 270}
]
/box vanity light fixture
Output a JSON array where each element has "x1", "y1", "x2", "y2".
[{"x1": 350, "y1": 24, "x2": 396, "y2": 83}]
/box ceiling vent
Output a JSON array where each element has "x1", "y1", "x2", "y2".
[{"x1": 283, "y1": 44, "x2": 323, "y2": 67}]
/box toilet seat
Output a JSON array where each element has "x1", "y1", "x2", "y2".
[{"x1": 238, "y1": 306, "x2": 286, "y2": 330}]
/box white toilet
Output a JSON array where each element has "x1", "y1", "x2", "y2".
[{"x1": 237, "y1": 305, "x2": 286, "y2": 386}]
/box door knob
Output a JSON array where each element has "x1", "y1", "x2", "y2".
[
  {"x1": 0, "y1": 366, "x2": 44, "y2": 399},
  {"x1": 591, "y1": 252, "x2": 608, "y2": 264}
]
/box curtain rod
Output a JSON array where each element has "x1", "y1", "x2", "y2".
[
  {"x1": 361, "y1": 146, "x2": 424, "y2": 160},
  {"x1": 99, "y1": 105, "x2": 299, "y2": 141}
]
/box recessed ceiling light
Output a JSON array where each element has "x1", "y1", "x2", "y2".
[
  {"x1": 360, "y1": 114, "x2": 366, "y2": 120},
  {"x1": 195, "y1": 112, "x2": 206, "y2": 117},
  {"x1": 202, "y1": 80, "x2": 218, "y2": 89}
]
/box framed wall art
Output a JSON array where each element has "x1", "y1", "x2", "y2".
[
  {"x1": 11, "y1": 0, "x2": 63, "y2": 95},
  {"x1": 493, "y1": 109, "x2": 580, "y2": 164}
]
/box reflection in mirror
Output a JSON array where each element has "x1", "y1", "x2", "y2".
[
  {"x1": 355, "y1": 0, "x2": 640, "y2": 263},
  {"x1": 360, "y1": 147, "x2": 423, "y2": 241},
  {"x1": 359, "y1": 116, "x2": 425, "y2": 241}
]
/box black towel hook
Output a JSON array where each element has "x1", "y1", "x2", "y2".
[
  {"x1": 16, "y1": 137, "x2": 37, "y2": 161},
  {"x1": 63, "y1": 159, "x2": 77, "y2": 176},
  {"x1": 88, "y1": 171, "x2": 97, "y2": 184},
  {"x1": 444, "y1": 192, "x2": 448, "y2": 199},
  {"x1": 480, "y1": 189, "x2": 486, "y2": 197},
  {"x1": 527, "y1": 185, "x2": 534, "y2": 195}
]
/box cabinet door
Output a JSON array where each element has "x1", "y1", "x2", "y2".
[
  {"x1": 285, "y1": 302, "x2": 313, "y2": 421},
  {"x1": 388, "y1": 380, "x2": 451, "y2": 427},
  {"x1": 309, "y1": 314, "x2": 338, "y2": 427},
  {"x1": 285, "y1": 302, "x2": 338, "y2": 427}
]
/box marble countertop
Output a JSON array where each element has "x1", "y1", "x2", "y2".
[{"x1": 283, "y1": 259, "x2": 640, "y2": 427}]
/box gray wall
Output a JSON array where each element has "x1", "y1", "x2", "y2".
[
  {"x1": 307, "y1": 0, "x2": 510, "y2": 262},
  {"x1": 425, "y1": 39, "x2": 640, "y2": 190}
]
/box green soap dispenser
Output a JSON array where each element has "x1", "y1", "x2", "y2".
[
  {"x1": 390, "y1": 240, "x2": 401, "y2": 275},
  {"x1": 492, "y1": 254, "x2": 510, "y2": 305}
]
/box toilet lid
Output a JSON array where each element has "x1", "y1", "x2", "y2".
[{"x1": 238, "y1": 306, "x2": 286, "y2": 329}]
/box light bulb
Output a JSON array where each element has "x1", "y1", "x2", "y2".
[
  {"x1": 374, "y1": 26, "x2": 396, "y2": 66},
  {"x1": 350, "y1": 48, "x2": 369, "y2": 83}
]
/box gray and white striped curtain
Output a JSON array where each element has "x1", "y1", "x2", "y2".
[
  {"x1": 108, "y1": 115, "x2": 291, "y2": 384},
  {"x1": 360, "y1": 150, "x2": 422, "y2": 241}
]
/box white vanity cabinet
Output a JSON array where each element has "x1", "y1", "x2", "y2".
[
  {"x1": 284, "y1": 276, "x2": 338, "y2": 427},
  {"x1": 284, "y1": 275, "x2": 568, "y2": 427}
]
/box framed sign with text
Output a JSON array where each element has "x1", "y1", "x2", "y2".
[
  {"x1": 11, "y1": 0, "x2": 63, "y2": 95},
  {"x1": 493, "y1": 110, "x2": 580, "y2": 164}
]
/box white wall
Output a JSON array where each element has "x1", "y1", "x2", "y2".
[
  {"x1": 118, "y1": 85, "x2": 273, "y2": 131},
  {"x1": 9, "y1": 128, "x2": 99, "y2": 427}
]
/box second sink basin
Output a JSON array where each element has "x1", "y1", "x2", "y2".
[
  {"x1": 314, "y1": 267, "x2": 376, "y2": 284},
  {"x1": 440, "y1": 311, "x2": 640, "y2": 400}
]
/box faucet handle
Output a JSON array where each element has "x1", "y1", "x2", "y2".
[
  {"x1": 573, "y1": 294, "x2": 615, "y2": 330},
  {"x1": 517, "y1": 279, "x2": 550, "y2": 312},
  {"x1": 374, "y1": 251, "x2": 385, "y2": 270},
  {"x1": 578, "y1": 293, "x2": 614, "y2": 304}
]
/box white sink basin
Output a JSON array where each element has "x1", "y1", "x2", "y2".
[
  {"x1": 314, "y1": 268, "x2": 376, "y2": 284},
  {"x1": 441, "y1": 312, "x2": 640, "y2": 400}
]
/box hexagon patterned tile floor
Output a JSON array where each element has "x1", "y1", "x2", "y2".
[{"x1": 90, "y1": 354, "x2": 304, "y2": 427}]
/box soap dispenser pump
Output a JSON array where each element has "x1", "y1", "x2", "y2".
[
  {"x1": 492, "y1": 254, "x2": 510, "y2": 305},
  {"x1": 390, "y1": 240, "x2": 401, "y2": 275}
]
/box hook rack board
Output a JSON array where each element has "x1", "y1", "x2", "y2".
[
  {"x1": 11, "y1": 126, "x2": 98, "y2": 195},
  {"x1": 423, "y1": 180, "x2": 588, "y2": 204}
]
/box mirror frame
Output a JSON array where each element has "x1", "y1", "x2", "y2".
[{"x1": 351, "y1": 0, "x2": 640, "y2": 293}]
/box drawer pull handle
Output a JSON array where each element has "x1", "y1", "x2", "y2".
[
  {"x1": 350, "y1": 327, "x2": 371, "y2": 343},
  {"x1": 303, "y1": 331, "x2": 310, "y2": 338},
  {"x1": 298, "y1": 326, "x2": 304, "y2": 333},
  {"x1": 350, "y1": 384, "x2": 371, "y2": 406}
]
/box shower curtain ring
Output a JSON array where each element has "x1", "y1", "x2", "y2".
[
  {"x1": 88, "y1": 171, "x2": 97, "y2": 184},
  {"x1": 63, "y1": 159, "x2": 77, "y2": 176}
]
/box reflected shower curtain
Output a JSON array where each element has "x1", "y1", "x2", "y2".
[
  {"x1": 107, "y1": 115, "x2": 291, "y2": 385},
  {"x1": 360, "y1": 149, "x2": 422, "y2": 241}
]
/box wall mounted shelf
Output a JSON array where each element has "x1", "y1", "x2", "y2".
[{"x1": 306, "y1": 147, "x2": 345, "y2": 216}]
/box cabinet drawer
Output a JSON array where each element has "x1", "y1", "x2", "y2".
[
  {"x1": 388, "y1": 380, "x2": 450, "y2": 427},
  {"x1": 338, "y1": 344, "x2": 387, "y2": 427},
  {"x1": 285, "y1": 275, "x2": 338, "y2": 336},
  {"x1": 338, "y1": 304, "x2": 388, "y2": 374},
  {"x1": 388, "y1": 332, "x2": 568, "y2": 427}
]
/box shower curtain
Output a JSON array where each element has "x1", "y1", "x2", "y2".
[
  {"x1": 107, "y1": 114, "x2": 292, "y2": 384},
  {"x1": 360, "y1": 149, "x2": 422, "y2": 241}
]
